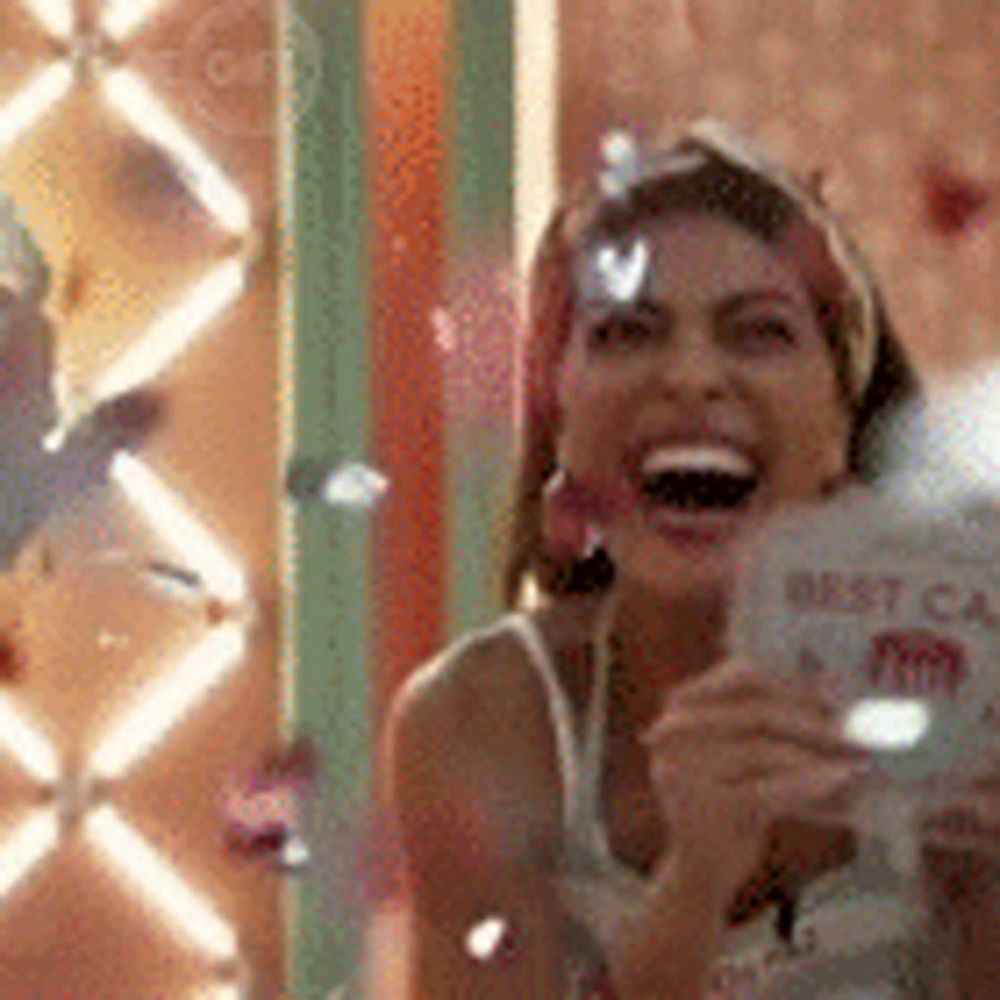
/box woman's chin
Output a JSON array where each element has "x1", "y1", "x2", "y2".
[{"x1": 619, "y1": 497, "x2": 784, "y2": 598}]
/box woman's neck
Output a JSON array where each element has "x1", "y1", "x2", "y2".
[{"x1": 609, "y1": 578, "x2": 729, "y2": 721}]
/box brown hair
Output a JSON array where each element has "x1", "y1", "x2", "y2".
[{"x1": 501, "y1": 145, "x2": 920, "y2": 608}]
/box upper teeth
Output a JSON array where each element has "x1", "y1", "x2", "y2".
[{"x1": 640, "y1": 445, "x2": 755, "y2": 478}]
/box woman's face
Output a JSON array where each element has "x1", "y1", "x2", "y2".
[{"x1": 555, "y1": 211, "x2": 851, "y2": 600}]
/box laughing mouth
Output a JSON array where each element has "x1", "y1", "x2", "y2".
[{"x1": 635, "y1": 444, "x2": 761, "y2": 514}]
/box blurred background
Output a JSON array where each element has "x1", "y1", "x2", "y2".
[{"x1": 0, "y1": 0, "x2": 997, "y2": 998}]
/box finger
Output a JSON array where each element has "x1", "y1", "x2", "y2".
[
  {"x1": 643, "y1": 705, "x2": 868, "y2": 760},
  {"x1": 665, "y1": 657, "x2": 833, "y2": 717},
  {"x1": 920, "y1": 816, "x2": 1000, "y2": 859},
  {"x1": 755, "y1": 760, "x2": 873, "y2": 820},
  {"x1": 719, "y1": 744, "x2": 872, "y2": 788},
  {"x1": 923, "y1": 796, "x2": 1000, "y2": 836}
]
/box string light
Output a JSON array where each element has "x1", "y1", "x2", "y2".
[
  {"x1": 100, "y1": 69, "x2": 252, "y2": 234},
  {"x1": 86, "y1": 805, "x2": 238, "y2": 959},
  {"x1": 100, "y1": 0, "x2": 166, "y2": 42},
  {"x1": 110, "y1": 454, "x2": 248, "y2": 604},
  {"x1": 91, "y1": 258, "x2": 246, "y2": 403},
  {"x1": 89, "y1": 624, "x2": 247, "y2": 780},
  {"x1": 0, "y1": 62, "x2": 73, "y2": 151},
  {"x1": 0, "y1": 694, "x2": 60, "y2": 784},
  {"x1": 20, "y1": 0, "x2": 75, "y2": 40},
  {"x1": 0, "y1": 810, "x2": 59, "y2": 900}
]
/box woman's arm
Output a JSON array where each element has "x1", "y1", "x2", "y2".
[
  {"x1": 602, "y1": 848, "x2": 736, "y2": 1000},
  {"x1": 925, "y1": 848, "x2": 998, "y2": 998},
  {"x1": 383, "y1": 635, "x2": 737, "y2": 1000},
  {"x1": 384, "y1": 638, "x2": 572, "y2": 999}
]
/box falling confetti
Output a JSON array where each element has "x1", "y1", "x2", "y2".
[
  {"x1": 285, "y1": 457, "x2": 390, "y2": 511},
  {"x1": 464, "y1": 915, "x2": 510, "y2": 962},
  {"x1": 590, "y1": 239, "x2": 651, "y2": 304},
  {"x1": 921, "y1": 160, "x2": 992, "y2": 237},
  {"x1": 598, "y1": 129, "x2": 641, "y2": 200},
  {"x1": 320, "y1": 463, "x2": 390, "y2": 510}
]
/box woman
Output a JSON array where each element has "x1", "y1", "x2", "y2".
[{"x1": 385, "y1": 122, "x2": 997, "y2": 998}]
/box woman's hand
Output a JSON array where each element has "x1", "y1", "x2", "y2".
[
  {"x1": 919, "y1": 747, "x2": 1000, "y2": 859},
  {"x1": 642, "y1": 656, "x2": 873, "y2": 901}
]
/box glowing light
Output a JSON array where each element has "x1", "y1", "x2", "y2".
[
  {"x1": 110, "y1": 454, "x2": 247, "y2": 604},
  {"x1": 100, "y1": 69, "x2": 251, "y2": 234},
  {"x1": 21, "y1": 0, "x2": 74, "y2": 39},
  {"x1": 0, "y1": 810, "x2": 59, "y2": 900},
  {"x1": 92, "y1": 258, "x2": 245, "y2": 402},
  {"x1": 86, "y1": 805, "x2": 238, "y2": 959},
  {"x1": 100, "y1": 0, "x2": 165, "y2": 41},
  {"x1": 89, "y1": 624, "x2": 247, "y2": 780},
  {"x1": 844, "y1": 698, "x2": 932, "y2": 752},
  {"x1": 0, "y1": 694, "x2": 60, "y2": 784},
  {"x1": 0, "y1": 62, "x2": 73, "y2": 151},
  {"x1": 465, "y1": 915, "x2": 509, "y2": 961}
]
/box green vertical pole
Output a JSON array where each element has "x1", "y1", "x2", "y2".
[
  {"x1": 287, "y1": 1, "x2": 370, "y2": 996},
  {"x1": 446, "y1": 0, "x2": 515, "y2": 637}
]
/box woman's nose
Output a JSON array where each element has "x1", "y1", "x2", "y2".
[{"x1": 649, "y1": 327, "x2": 729, "y2": 400}]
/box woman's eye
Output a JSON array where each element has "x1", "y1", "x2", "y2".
[
  {"x1": 587, "y1": 316, "x2": 654, "y2": 348},
  {"x1": 731, "y1": 317, "x2": 795, "y2": 348}
]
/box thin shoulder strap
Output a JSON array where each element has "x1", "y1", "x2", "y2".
[
  {"x1": 501, "y1": 612, "x2": 583, "y2": 837},
  {"x1": 577, "y1": 592, "x2": 618, "y2": 848}
]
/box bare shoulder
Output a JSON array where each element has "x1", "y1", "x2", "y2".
[
  {"x1": 385, "y1": 615, "x2": 566, "y2": 876},
  {"x1": 384, "y1": 616, "x2": 579, "y2": 997}
]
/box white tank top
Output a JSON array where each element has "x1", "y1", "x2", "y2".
[{"x1": 500, "y1": 611, "x2": 959, "y2": 998}]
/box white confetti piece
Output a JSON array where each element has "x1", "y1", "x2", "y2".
[
  {"x1": 598, "y1": 129, "x2": 641, "y2": 200},
  {"x1": 464, "y1": 914, "x2": 509, "y2": 961},
  {"x1": 592, "y1": 240, "x2": 650, "y2": 304},
  {"x1": 320, "y1": 463, "x2": 390, "y2": 511}
]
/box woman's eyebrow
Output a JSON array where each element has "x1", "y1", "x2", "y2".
[
  {"x1": 578, "y1": 289, "x2": 804, "y2": 324},
  {"x1": 715, "y1": 289, "x2": 801, "y2": 318},
  {"x1": 579, "y1": 295, "x2": 665, "y2": 318}
]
